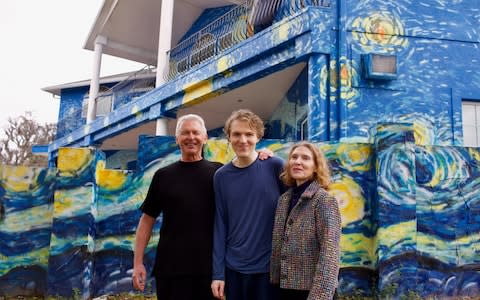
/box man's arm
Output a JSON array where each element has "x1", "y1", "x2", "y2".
[{"x1": 132, "y1": 213, "x2": 156, "y2": 291}]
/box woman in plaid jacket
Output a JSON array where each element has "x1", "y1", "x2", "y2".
[{"x1": 270, "y1": 142, "x2": 341, "y2": 300}]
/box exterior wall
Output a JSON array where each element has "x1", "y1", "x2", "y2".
[
  {"x1": 0, "y1": 165, "x2": 55, "y2": 296},
  {"x1": 46, "y1": 148, "x2": 107, "y2": 298},
  {"x1": 57, "y1": 87, "x2": 89, "y2": 138},
  {"x1": 2, "y1": 124, "x2": 480, "y2": 298},
  {"x1": 330, "y1": 0, "x2": 480, "y2": 144},
  {"x1": 49, "y1": 1, "x2": 480, "y2": 155}
]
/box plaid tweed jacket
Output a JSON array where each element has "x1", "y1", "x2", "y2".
[{"x1": 270, "y1": 181, "x2": 341, "y2": 300}]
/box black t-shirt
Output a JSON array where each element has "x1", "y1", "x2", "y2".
[{"x1": 140, "y1": 159, "x2": 223, "y2": 277}]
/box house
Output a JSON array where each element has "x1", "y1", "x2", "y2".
[
  {"x1": 1, "y1": 0, "x2": 480, "y2": 298},
  {"x1": 42, "y1": 0, "x2": 480, "y2": 167}
]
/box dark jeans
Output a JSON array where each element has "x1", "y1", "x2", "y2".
[
  {"x1": 279, "y1": 288, "x2": 309, "y2": 300},
  {"x1": 225, "y1": 267, "x2": 279, "y2": 300},
  {"x1": 155, "y1": 275, "x2": 215, "y2": 300}
]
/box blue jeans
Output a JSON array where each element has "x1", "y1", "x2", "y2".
[{"x1": 225, "y1": 267, "x2": 279, "y2": 300}]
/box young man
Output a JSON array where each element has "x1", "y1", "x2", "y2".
[
  {"x1": 133, "y1": 114, "x2": 222, "y2": 300},
  {"x1": 211, "y1": 109, "x2": 285, "y2": 300}
]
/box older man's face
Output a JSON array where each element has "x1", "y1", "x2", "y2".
[{"x1": 176, "y1": 119, "x2": 208, "y2": 160}]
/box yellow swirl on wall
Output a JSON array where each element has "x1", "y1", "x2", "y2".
[
  {"x1": 330, "y1": 175, "x2": 365, "y2": 227},
  {"x1": 205, "y1": 140, "x2": 235, "y2": 164},
  {"x1": 352, "y1": 12, "x2": 408, "y2": 52},
  {"x1": 335, "y1": 144, "x2": 372, "y2": 172},
  {"x1": 96, "y1": 168, "x2": 128, "y2": 191},
  {"x1": 321, "y1": 58, "x2": 359, "y2": 101},
  {"x1": 340, "y1": 233, "x2": 375, "y2": 267},
  {"x1": 0, "y1": 166, "x2": 39, "y2": 193},
  {"x1": 57, "y1": 148, "x2": 93, "y2": 177},
  {"x1": 182, "y1": 79, "x2": 214, "y2": 106}
]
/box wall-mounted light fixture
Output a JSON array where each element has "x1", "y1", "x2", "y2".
[{"x1": 362, "y1": 53, "x2": 398, "y2": 80}]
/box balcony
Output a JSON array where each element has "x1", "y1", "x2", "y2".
[{"x1": 56, "y1": 66, "x2": 156, "y2": 139}]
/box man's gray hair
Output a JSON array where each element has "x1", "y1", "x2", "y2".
[{"x1": 175, "y1": 114, "x2": 207, "y2": 136}]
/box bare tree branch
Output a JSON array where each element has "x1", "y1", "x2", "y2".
[{"x1": 1, "y1": 111, "x2": 57, "y2": 167}]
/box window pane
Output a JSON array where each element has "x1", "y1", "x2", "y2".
[
  {"x1": 463, "y1": 125, "x2": 477, "y2": 147},
  {"x1": 372, "y1": 54, "x2": 396, "y2": 73},
  {"x1": 96, "y1": 96, "x2": 113, "y2": 116},
  {"x1": 462, "y1": 103, "x2": 476, "y2": 126},
  {"x1": 477, "y1": 126, "x2": 480, "y2": 147},
  {"x1": 477, "y1": 105, "x2": 480, "y2": 124}
]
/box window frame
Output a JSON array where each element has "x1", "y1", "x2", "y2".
[
  {"x1": 461, "y1": 100, "x2": 480, "y2": 147},
  {"x1": 451, "y1": 88, "x2": 480, "y2": 146}
]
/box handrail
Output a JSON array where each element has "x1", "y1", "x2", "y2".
[{"x1": 164, "y1": 0, "x2": 329, "y2": 82}]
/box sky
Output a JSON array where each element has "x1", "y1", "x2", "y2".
[{"x1": 0, "y1": 1, "x2": 145, "y2": 130}]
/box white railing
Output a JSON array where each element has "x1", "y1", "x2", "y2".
[{"x1": 165, "y1": 0, "x2": 254, "y2": 81}]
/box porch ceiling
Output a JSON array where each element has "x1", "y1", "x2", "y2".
[
  {"x1": 173, "y1": 62, "x2": 307, "y2": 133},
  {"x1": 84, "y1": 0, "x2": 245, "y2": 65},
  {"x1": 99, "y1": 62, "x2": 306, "y2": 150}
]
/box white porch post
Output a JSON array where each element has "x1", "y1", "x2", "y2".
[
  {"x1": 156, "y1": 0, "x2": 174, "y2": 87},
  {"x1": 156, "y1": 118, "x2": 168, "y2": 135},
  {"x1": 155, "y1": 0, "x2": 174, "y2": 134},
  {"x1": 86, "y1": 35, "x2": 107, "y2": 124}
]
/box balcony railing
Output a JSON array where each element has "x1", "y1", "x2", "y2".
[
  {"x1": 104, "y1": 65, "x2": 156, "y2": 109},
  {"x1": 165, "y1": 0, "x2": 329, "y2": 81},
  {"x1": 165, "y1": 0, "x2": 255, "y2": 81}
]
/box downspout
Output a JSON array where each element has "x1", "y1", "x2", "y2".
[{"x1": 335, "y1": 0, "x2": 346, "y2": 141}]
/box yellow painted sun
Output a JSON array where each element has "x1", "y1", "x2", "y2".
[
  {"x1": 413, "y1": 120, "x2": 433, "y2": 145},
  {"x1": 336, "y1": 144, "x2": 372, "y2": 172},
  {"x1": 352, "y1": 12, "x2": 408, "y2": 52},
  {"x1": 57, "y1": 148, "x2": 93, "y2": 177},
  {"x1": 96, "y1": 168, "x2": 129, "y2": 191},
  {"x1": 329, "y1": 175, "x2": 365, "y2": 227},
  {"x1": 0, "y1": 166, "x2": 39, "y2": 193},
  {"x1": 205, "y1": 139, "x2": 235, "y2": 164},
  {"x1": 320, "y1": 58, "x2": 359, "y2": 101}
]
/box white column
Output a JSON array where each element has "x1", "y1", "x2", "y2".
[
  {"x1": 86, "y1": 36, "x2": 107, "y2": 124},
  {"x1": 155, "y1": 0, "x2": 174, "y2": 87},
  {"x1": 155, "y1": 0, "x2": 174, "y2": 134},
  {"x1": 156, "y1": 118, "x2": 168, "y2": 135}
]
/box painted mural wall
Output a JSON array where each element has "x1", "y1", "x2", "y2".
[
  {"x1": 1, "y1": 123, "x2": 479, "y2": 298},
  {"x1": 5, "y1": 0, "x2": 480, "y2": 298},
  {"x1": 332, "y1": 0, "x2": 480, "y2": 145},
  {"x1": 0, "y1": 165, "x2": 55, "y2": 296}
]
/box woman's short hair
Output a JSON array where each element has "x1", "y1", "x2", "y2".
[
  {"x1": 224, "y1": 109, "x2": 264, "y2": 139},
  {"x1": 175, "y1": 114, "x2": 207, "y2": 136},
  {"x1": 280, "y1": 141, "x2": 332, "y2": 189}
]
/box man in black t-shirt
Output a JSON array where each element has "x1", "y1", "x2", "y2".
[{"x1": 132, "y1": 114, "x2": 222, "y2": 300}]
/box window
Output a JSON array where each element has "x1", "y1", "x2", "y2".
[
  {"x1": 462, "y1": 101, "x2": 480, "y2": 147},
  {"x1": 82, "y1": 86, "x2": 113, "y2": 118},
  {"x1": 300, "y1": 116, "x2": 308, "y2": 140}
]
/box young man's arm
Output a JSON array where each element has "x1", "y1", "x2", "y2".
[{"x1": 133, "y1": 213, "x2": 155, "y2": 291}]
